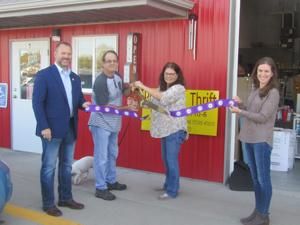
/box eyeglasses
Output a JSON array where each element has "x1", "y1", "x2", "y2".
[
  {"x1": 104, "y1": 60, "x2": 118, "y2": 64},
  {"x1": 164, "y1": 72, "x2": 177, "y2": 76}
]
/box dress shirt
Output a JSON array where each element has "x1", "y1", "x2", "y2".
[{"x1": 55, "y1": 63, "x2": 73, "y2": 117}]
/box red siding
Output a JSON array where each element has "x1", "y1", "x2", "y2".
[
  {"x1": 0, "y1": 33, "x2": 10, "y2": 148},
  {"x1": 0, "y1": 0, "x2": 230, "y2": 182}
]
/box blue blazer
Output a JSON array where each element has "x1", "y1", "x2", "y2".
[{"x1": 32, "y1": 64, "x2": 86, "y2": 139}]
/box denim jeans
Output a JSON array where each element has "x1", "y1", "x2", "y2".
[
  {"x1": 243, "y1": 142, "x2": 272, "y2": 215},
  {"x1": 161, "y1": 130, "x2": 186, "y2": 198},
  {"x1": 89, "y1": 126, "x2": 118, "y2": 190},
  {"x1": 239, "y1": 118, "x2": 249, "y2": 163},
  {"x1": 241, "y1": 142, "x2": 249, "y2": 163},
  {"x1": 40, "y1": 123, "x2": 75, "y2": 209}
]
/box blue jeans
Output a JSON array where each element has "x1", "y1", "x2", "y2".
[
  {"x1": 243, "y1": 142, "x2": 272, "y2": 215},
  {"x1": 161, "y1": 130, "x2": 186, "y2": 198},
  {"x1": 40, "y1": 123, "x2": 75, "y2": 209},
  {"x1": 89, "y1": 126, "x2": 118, "y2": 190},
  {"x1": 241, "y1": 142, "x2": 249, "y2": 163}
]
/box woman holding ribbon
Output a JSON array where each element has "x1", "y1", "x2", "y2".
[
  {"x1": 230, "y1": 57, "x2": 280, "y2": 225},
  {"x1": 134, "y1": 62, "x2": 188, "y2": 200}
]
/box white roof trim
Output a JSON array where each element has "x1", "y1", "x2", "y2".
[
  {"x1": 0, "y1": 0, "x2": 194, "y2": 18},
  {"x1": 149, "y1": 0, "x2": 194, "y2": 16}
]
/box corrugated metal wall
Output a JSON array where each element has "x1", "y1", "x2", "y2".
[
  {"x1": 0, "y1": 31, "x2": 10, "y2": 148},
  {"x1": 0, "y1": 0, "x2": 230, "y2": 182}
]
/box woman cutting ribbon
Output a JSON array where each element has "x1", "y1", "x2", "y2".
[{"x1": 133, "y1": 62, "x2": 188, "y2": 200}]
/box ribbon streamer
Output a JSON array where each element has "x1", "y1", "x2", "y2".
[
  {"x1": 85, "y1": 105, "x2": 140, "y2": 119},
  {"x1": 85, "y1": 99, "x2": 236, "y2": 119},
  {"x1": 169, "y1": 99, "x2": 236, "y2": 117}
]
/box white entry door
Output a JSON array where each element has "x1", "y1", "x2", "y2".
[{"x1": 11, "y1": 40, "x2": 50, "y2": 153}]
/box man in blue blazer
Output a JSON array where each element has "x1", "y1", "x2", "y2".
[{"x1": 32, "y1": 41, "x2": 90, "y2": 217}]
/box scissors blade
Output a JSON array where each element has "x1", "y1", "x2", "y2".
[{"x1": 141, "y1": 100, "x2": 169, "y2": 115}]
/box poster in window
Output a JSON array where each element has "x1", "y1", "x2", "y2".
[{"x1": 19, "y1": 50, "x2": 41, "y2": 99}]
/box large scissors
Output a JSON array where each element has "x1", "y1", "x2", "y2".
[{"x1": 130, "y1": 88, "x2": 169, "y2": 116}]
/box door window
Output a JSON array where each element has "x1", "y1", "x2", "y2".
[{"x1": 19, "y1": 49, "x2": 41, "y2": 99}]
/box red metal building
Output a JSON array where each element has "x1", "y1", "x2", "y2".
[{"x1": 0, "y1": 0, "x2": 238, "y2": 183}]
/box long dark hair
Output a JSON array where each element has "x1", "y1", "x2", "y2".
[
  {"x1": 159, "y1": 62, "x2": 185, "y2": 91},
  {"x1": 251, "y1": 57, "x2": 279, "y2": 98}
]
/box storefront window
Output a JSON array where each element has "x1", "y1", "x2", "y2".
[{"x1": 73, "y1": 35, "x2": 118, "y2": 93}]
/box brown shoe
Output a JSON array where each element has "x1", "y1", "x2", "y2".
[
  {"x1": 243, "y1": 212, "x2": 269, "y2": 225},
  {"x1": 43, "y1": 206, "x2": 62, "y2": 217},
  {"x1": 58, "y1": 199, "x2": 84, "y2": 210},
  {"x1": 240, "y1": 209, "x2": 257, "y2": 224}
]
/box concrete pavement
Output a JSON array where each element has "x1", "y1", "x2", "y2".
[{"x1": 0, "y1": 148, "x2": 299, "y2": 225}]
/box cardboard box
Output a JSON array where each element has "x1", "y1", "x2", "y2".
[{"x1": 271, "y1": 129, "x2": 296, "y2": 172}]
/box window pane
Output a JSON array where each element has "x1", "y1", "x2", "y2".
[
  {"x1": 95, "y1": 36, "x2": 118, "y2": 75},
  {"x1": 77, "y1": 39, "x2": 93, "y2": 89},
  {"x1": 20, "y1": 50, "x2": 41, "y2": 99}
]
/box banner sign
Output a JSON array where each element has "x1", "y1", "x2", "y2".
[{"x1": 141, "y1": 90, "x2": 220, "y2": 136}]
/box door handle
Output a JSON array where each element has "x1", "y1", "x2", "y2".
[{"x1": 13, "y1": 95, "x2": 17, "y2": 98}]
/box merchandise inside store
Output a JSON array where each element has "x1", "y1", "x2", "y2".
[{"x1": 238, "y1": 0, "x2": 300, "y2": 192}]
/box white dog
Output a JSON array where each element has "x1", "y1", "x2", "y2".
[{"x1": 71, "y1": 156, "x2": 94, "y2": 185}]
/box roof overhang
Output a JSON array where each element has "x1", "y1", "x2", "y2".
[{"x1": 0, "y1": 0, "x2": 194, "y2": 29}]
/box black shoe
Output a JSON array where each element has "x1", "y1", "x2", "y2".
[
  {"x1": 107, "y1": 182, "x2": 127, "y2": 191},
  {"x1": 43, "y1": 206, "x2": 62, "y2": 217},
  {"x1": 95, "y1": 189, "x2": 116, "y2": 200},
  {"x1": 58, "y1": 199, "x2": 84, "y2": 209}
]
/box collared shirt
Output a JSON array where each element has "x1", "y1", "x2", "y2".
[{"x1": 55, "y1": 63, "x2": 73, "y2": 117}]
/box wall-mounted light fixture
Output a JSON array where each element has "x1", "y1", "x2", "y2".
[
  {"x1": 188, "y1": 13, "x2": 198, "y2": 60},
  {"x1": 52, "y1": 28, "x2": 61, "y2": 42}
]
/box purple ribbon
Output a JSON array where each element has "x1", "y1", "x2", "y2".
[
  {"x1": 85, "y1": 105, "x2": 140, "y2": 119},
  {"x1": 85, "y1": 99, "x2": 237, "y2": 119},
  {"x1": 169, "y1": 99, "x2": 237, "y2": 117}
]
